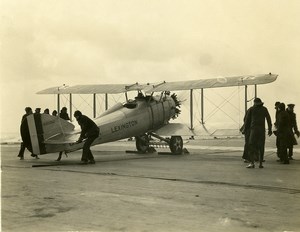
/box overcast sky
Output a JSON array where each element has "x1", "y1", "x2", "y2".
[{"x1": 1, "y1": 0, "x2": 300, "y2": 135}]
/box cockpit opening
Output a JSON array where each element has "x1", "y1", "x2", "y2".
[{"x1": 123, "y1": 99, "x2": 137, "y2": 109}]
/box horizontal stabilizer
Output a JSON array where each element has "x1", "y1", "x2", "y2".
[{"x1": 44, "y1": 132, "x2": 79, "y2": 144}]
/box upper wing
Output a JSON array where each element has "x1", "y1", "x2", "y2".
[
  {"x1": 144, "y1": 73, "x2": 278, "y2": 93},
  {"x1": 37, "y1": 83, "x2": 148, "y2": 94},
  {"x1": 37, "y1": 73, "x2": 277, "y2": 94}
]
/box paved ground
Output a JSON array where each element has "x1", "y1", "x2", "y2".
[{"x1": 1, "y1": 137, "x2": 300, "y2": 232}]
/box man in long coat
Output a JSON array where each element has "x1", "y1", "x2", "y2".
[
  {"x1": 244, "y1": 98, "x2": 272, "y2": 168},
  {"x1": 277, "y1": 103, "x2": 294, "y2": 164},
  {"x1": 286, "y1": 104, "x2": 300, "y2": 160},
  {"x1": 18, "y1": 107, "x2": 33, "y2": 160}
]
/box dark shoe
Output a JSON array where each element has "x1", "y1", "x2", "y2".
[
  {"x1": 88, "y1": 160, "x2": 96, "y2": 164},
  {"x1": 276, "y1": 159, "x2": 283, "y2": 162},
  {"x1": 259, "y1": 165, "x2": 264, "y2": 168},
  {"x1": 283, "y1": 161, "x2": 290, "y2": 164},
  {"x1": 19, "y1": 157, "x2": 24, "y2": 160},
  {"x1": 31, "y1": 154, "x2": 39, "y2": 159},
  {"x1": 246, "y1": 164, "x2": 255, "y2": 168}
]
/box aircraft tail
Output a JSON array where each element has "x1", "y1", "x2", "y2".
[{"x1": 21, "y1": 114, "x2": 75, "y2": 155}]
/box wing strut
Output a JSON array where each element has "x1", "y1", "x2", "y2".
[
  {"x1": 93, "y1": 94, "x2": 96, "y2": 118},
  {"x1": 201, "y1": 88, "x2": 204, "y2": 125},
  {"x1": 245, "y1": 85, "x2": 248, "y2": 114},
  {"x1": 105, "y1": 93, "x2": 108, "y2": 110},
  {"x1": 190, "y1": 89, "x2": 193, "y2": 130},
  {"x1": 57, "y1": 93, "x2": 60, "y2": 117},
  {"x1": 69, "y1": 94, "x2": 73, "y2": 121}
]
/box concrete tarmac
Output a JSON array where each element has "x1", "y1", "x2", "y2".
[{"x1": 1, "y1": 137, "x2": 300, "y2": 232}]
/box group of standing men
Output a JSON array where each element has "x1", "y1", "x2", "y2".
[{"x1": 242, "y1": 98, "x2": 299, "y2": 168}]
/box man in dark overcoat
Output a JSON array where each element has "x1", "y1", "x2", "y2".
[
  {"x1": 274, "y1": 101, "x2": 281, "y2": 160},
  {"x1": 277, "y1": 103, "x2": 293, "y2": 164},
  {"x1": 18, "y1": 107, "x2": 33, "y2": 160},
  {"x1": 286, "y1": 104, "x2": 300, "y2": 160},
  {"x1": 244, "y1": 98, "x2": 272, "y2": 168},
  {"x1": 74, "y1": 110, "x2": 99, "y2": 164}
]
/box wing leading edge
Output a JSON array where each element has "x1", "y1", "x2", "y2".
[{"x1": 37, "y1": 73, "x2": 277, "y2": 94}]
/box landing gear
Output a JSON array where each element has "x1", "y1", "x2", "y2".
[
  {"x1": 169, "y1": 136, "x2": 183, "y2": 155},
  {"x1": 135, "y1": 133, "x2": 184, "y2": 155}
]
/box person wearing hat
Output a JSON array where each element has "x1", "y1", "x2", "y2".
[
  {"x1": 244, "y1": 98, "x2": 272, "y2": 168},
  {"x1": 17, "y1": 107, "x2": 33, "y2": 160},
  {"x1": 274, "y1": 101, "x2": 281, "y2": 159},
  {"x1": 74, "y1": 110, "x2": 99, "y2": 164},
  {"x1": 35, "y1": 108, "x2": 41, "y2": 114},
  {"x1": 286, "y1": 104, "x2": 300, "y2": 160},
  {"x1": 276, "y1": 103, "x2": 293, "y2": 164}
]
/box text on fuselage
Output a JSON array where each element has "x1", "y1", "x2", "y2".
[{"x1": 111, "y1": 120, "x2": 138, "y2": 133}]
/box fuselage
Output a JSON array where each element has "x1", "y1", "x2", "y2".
[{"x1": 47, "y1": 94, "x2": 177, "y2": 154}]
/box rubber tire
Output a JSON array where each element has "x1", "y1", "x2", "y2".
[{"x1": 169, "y1": 136, "x2": 183, "y2": 155}]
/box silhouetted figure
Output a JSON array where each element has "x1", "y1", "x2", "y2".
[
  {"x1": 74, "y1": 110, "x2": 99, "y2": 164},
  {"x1": 35, "y1": 108, "x2": 41, "y2": 114},
  {"x1": 59, "y1": 107, "x2": 70, "y2": 120},
  {"x1": 18, "y1": 107, "x2": 33, "y2": 160},
  {"x1": 43, "y1": 108, "x2": 50, "y2": 114},
  {"x1": 52, "y1": 110, "x2": 58, "y2": 116},
  {"x1": 274, "y1": 101, "x2": 281, "y2": 160},
  {"x1": 277, "y1": 103, "x2": 292, "y2": 164},
  {"x1": 56, "y1": 107, "x2": 71, "y2": 161},
  {"x1": 241, "y1": 109, "x2": 251, "y2": 163},
  {"x1": 286, "y1": 104, "x2": 299, "y2": 160},
  {"x1": 244, "y1": 98, "x2": 272, "y2": 168}
]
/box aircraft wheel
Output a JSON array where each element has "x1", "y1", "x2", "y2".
[
  {"x1": 169, "y1": 136, "x2": 183, "y2": 155},
  {"x1": 135, "y1": 135, "x2": 149, "y2": 153}
]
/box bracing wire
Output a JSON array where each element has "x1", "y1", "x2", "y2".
[
  {"x1": 197, "y1": 87, "x2": 243, "y2": 125},
  {"x1": 205, "y1": 89, "x2": 239, "y2": 119}
]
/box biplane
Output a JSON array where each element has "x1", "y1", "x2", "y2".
[{"x1": 21, "y1": 73, "x2": 277, "y2": 156}]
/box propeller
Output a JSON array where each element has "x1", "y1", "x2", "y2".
[{"x1": 171, "y1": 93, "x2": 181, "y2": 119}]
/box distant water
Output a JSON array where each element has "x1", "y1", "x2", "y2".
[{"x1": 0, "y1": 132, "x2": 21, "y2": 144}]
